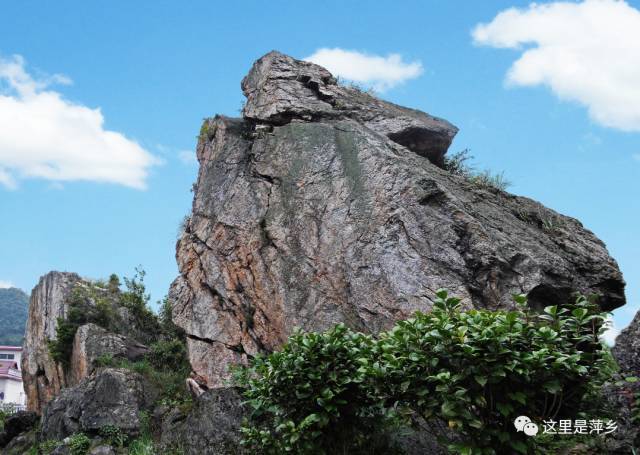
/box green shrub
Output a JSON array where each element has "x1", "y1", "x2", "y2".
[
  {"x1": 47, "y1": 284, "x2": 120, "y2": 367},
  {"x1": 99, "y1": 424, "x2": 128, "y2": 447},
  {"x1": 121, "y1": 268, "x2": 162, "y2": 345},
  {"x1": 0, "y1": 408, "x2": 8, "y2": 431},
  {"x1": 38, "y1": 440, "x2": 59, "y2": 454},
  {"x1": 239, "y1": 291, "x2": 611, "y2": 454},
  {"x1": 240, "y1": 324, "x2": 392, "y2": 454},
  {"x1": 128, "y1": 436, "x2": 155, "y2": 455},
  {"x1": 148, "y1": 339, "x2": 189, "y2": 372},
  {"x1": 67, "y1": 433, "x2": 91, "y2": 455},
  {"x1": 377, "y1": 291, "x2": 609, "y2": 454},
  {"x1": 444, "y1": 149, "x2": 511, "y2": 191},
  {"x1": 468, "y1": 170, "x2": 511, "y2": 191}
]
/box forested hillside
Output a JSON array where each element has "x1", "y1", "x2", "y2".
[{"x1": 0, "y1": 287, "x2": 29, "y2": 346}]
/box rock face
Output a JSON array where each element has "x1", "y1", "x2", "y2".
[
  {"x1": 609, "y1": 310, "x2": 640, "y2": 451},
  {"x1": 0, "y1": 411, "x2": 38, "y2": 447},
  {"x1": 160, "y1": 387, "x2": 246, "y2": 454},
  {"x1": 613, "y1": 310, "x2": 640, "y2": 375},
  {"x1": 172, "y1": 51, "x2": 626, "y2": 387},
  {"x1": 40, "y1": 368, "x2": 153, "y2": 441},
  {"x1": 69, "y1": 323, "x2": 148, "y2": 386},
  {"x1": 22, "y1": 271, "x2": 83, "y2": 413}
]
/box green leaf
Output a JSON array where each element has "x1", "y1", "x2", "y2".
[
  {"x1": 474, "y1": 375, "x2": 488, "y2": 387},
  {"x1": 496, "y1": 402, "x2": 513, "y2": 417}
]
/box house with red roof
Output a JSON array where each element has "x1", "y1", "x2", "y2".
[{"x1": 0, "y1": 346, "x2": 25, "y2": 409}]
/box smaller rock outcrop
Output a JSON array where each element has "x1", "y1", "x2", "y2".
[
  {"x1": 40, "y1": 368, "x2": 154, "y2": 441},
  {"x1": 23, "y1": 271, "x2": 156, "y2": 413},
  {"x1": 22, "y1": 272, "x2": 83, "y2": 413},
  {"x1": 69, "y1": 323, "x2": 148, "y2": 386}
]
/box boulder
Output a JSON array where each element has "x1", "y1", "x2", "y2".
[
  {"x1": 40, "y1": 368, "x2": 154, "y2": 441},
  {"x1": 1, "y1": 429, "x2": 37, "y2": 455},
  {"x1": 69, "y1": 323, "x2": 149, "y2": 385},
  {"x1": 22, "y1": 271, "x2": 84, "y2": 413},
  {"x1": 171, "y1": 51, "x2": 626, "y2": 387},
  {"x1": 160, "y1": 387, "x2": 246, "y2": 455},
  {"x1": 0, "y1": 410, "x2": 38, "y2": 447},
  {"x1": 241, "y1": 51, "x2": 458, "y2": 167}
]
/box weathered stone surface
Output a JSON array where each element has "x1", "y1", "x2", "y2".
[
  {"x1": 1, "y1": 429, "x2": 36, "y2": 455},
  {"x1": 89, "y1": 445, "x2": 116, "y2": 455},
  {"x1": 22, "y1": 271, "x2": 83, "y2": 413},
  {"x1": 242, "y1": 51, "x2": 458, "y2": 167},
  {"x1": 69, "y1": 323, "x2": 148, "y2": 386},
  {"x1": 160, "y1": 387, "x2": 246, "y2": 455},
  {"x1": 607, "y1": 310, "x2": 640, "y2": 452},
  {"x1": 613, "y1": 310, "x2": 640, "y2": 375},
  {"x1": 0, "y1": 410, "x2": 38, "y2": 447},
  {"x1": 40, "y1": 368, "x2": 153, "y2": 441},
  {"x1": 171, "y1": 51, "x2": 626, "y2": 388}
]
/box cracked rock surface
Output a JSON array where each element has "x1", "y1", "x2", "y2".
[{"x1": 171, "y1": 51, "x2": 626, "y2": 387}]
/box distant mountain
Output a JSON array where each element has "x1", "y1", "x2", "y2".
[{"x1": 0, "y1": 287, "x2": 29, "y2": 346}]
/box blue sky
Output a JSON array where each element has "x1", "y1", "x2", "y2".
[{"x1": 0, "y1": 0, "x2": 638, "y2": 340}]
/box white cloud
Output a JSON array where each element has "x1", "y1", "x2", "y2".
[
  {"x1": 304, "y1": 48, "x2": 423, "y2": 92},
  {"x1": 633, "y1": 153, "x2": 640, "y2": 162},
  {"x1": 0, "y1": 55, "x2": 159, "y2": 189},
  {"x1": 602, "y1": 315, "x2": 620, "y2": 346},
  {"x1": 472, "y1": 0, "x2": 640, "y2": 132},
  {"x1": 178, "y1": 150, "x2": 197, "y2": 165},
  {"x1": 0, "y1": 280, "x2": 13, "y2": 289}
]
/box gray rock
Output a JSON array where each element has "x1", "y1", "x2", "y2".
[
  {"x1": 0, "y1": 410, "x2": 38, "y2": 447},
  {"x1": 22, "y1": 271, "x2": 84, "y2": 413},
  {"x1": 89, "y1": 445, "x2": 116, "y2": 455},
  {"x1": 1, "y1": 429, "x2": 37, "y2": 455},
  {"x1": 608, "y1": 310, "x2": 640, "y2": 452},
  {"x1": 69, "y1": 323, "x2": 148, "y2": 385},
  {"x1": 40, "y1": 368, "x2": 154, "y2": 441},
  {"x1": 613, "y1": 310, "x2": 640, "y2": 375},
  {"x1": 241, "y1": 51, "x2": 458, "y2": 167},
  {"x1": 171, "y1": 53, "x2": 625, "y2": 388},
  {"x1": 160, "y1": 387, "x2": 246, "y2": 455}
]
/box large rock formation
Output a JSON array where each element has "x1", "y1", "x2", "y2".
[
  {"x1": 171, "y1": 51, "x2": 626, "y2": 387},
  {"x1": 22, "y1": 272, "x2": 83, "y2": 413}
]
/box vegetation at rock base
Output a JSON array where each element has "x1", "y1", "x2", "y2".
[
  {"x1": 0, "y1": 287, "x2": 29, "y2": 346},
  {"x1": 444, "y1": 149, "x2": 511, "y2": 191},
  {"x1": 237, "y1": 291, "x2": 614, "y2": 454}
]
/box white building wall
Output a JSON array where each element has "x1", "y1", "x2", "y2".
[{"x1": 0, "y1": 378, "x2": 25, "y2": 406}]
